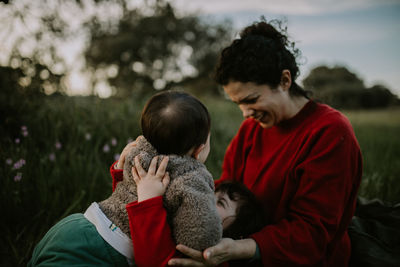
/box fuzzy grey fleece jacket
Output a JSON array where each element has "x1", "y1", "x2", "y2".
[{"x1": 99, "y1": 136, "x2": 222, "y2": 251}]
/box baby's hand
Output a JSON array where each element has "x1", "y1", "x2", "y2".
[
  {"x1": 115, "y1": 139, "x2": 137, "y2": 169},
  {"x1": 132, "y1": 155, "x2": 170, "y2": 202}
]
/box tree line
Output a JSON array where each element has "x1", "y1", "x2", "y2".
[{"x1": 303, "y1": 66, "x2": 399, "y2": 109}]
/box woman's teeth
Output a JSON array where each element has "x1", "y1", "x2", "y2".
[{"x1": 254, "y1": 113, "x2": 264, "y2": 121}]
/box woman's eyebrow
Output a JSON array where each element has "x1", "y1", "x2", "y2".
[{"x1": 235, "y1": 93, "x2": 260, "y2": 104}]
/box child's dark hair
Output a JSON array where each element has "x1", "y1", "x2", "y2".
[
  {"x1": 141, "y1": 90, "x2": 211, "y2": 155},
  {"x1": 216, "y1": 181, "x2": 267, "y2": 239},
  {"x1": 214, "y1": 18, "x2": 309, "y2": 98}
]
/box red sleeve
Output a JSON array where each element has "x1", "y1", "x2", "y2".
[
  {"x1": 126, "y1": 196, "x2": 180, "y2": 267},
  {"x1": 110, "y1": 161, "x2": 123, "y2": 192},
  {"x1": 251, "y1": 122, "x2": 362, "y2": 266}
]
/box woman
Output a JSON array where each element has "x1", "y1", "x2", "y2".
[{"x1": 131, "y1": 19, "x2": 363, "y2": 266}]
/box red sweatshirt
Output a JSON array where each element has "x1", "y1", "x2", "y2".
[
  {"x1": 112, "y1": 100, "x2": 362, "y2": 266},
  {"x1": 218, "y1": 100, "x2": 362, "y2": 266}
]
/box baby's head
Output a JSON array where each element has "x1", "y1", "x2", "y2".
[
  {"x1": 141, "y1": 90, "x2": 211, "y2": 162},
  {"x1": 215, "y1": 181, "x2": 267, "y2": 239}
]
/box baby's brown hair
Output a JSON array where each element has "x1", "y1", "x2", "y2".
[{"x1": 141, "y1": 90, "x2": 210, "y2": 155}]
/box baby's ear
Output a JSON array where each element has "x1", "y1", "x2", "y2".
[{"x1": 191, "y1": 144, "x2": 205, "y2": 160}]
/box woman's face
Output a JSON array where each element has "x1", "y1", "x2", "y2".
[
  {"x1": 215, "y1": 191, "x2": 238, "y2": 230},
  {"x1": 223, "y1": 81, "x2": 291, "y2": 129}
]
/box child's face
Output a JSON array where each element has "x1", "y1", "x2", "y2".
[{"x1": 215, "y1": 191, "x2": 238, "y2": 230}]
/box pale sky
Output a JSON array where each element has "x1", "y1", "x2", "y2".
[
  {"x1": 174, "y1": 0, "x2": 399, "y2": 15},
  {"x1": 173, "y1": 0, "x2": 400, "y2": 96}
]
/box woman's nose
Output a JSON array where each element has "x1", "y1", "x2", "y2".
[{"x1": 241, "y1": 106, "x2": 254, "y2": 118}]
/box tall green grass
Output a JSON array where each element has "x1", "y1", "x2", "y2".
[
  {"x1": 344, "y1": 109, "x2": 400, "y2": 204},
  {"x1": 1, "y1": 94, "x2": 399, "y2": 266},
  {"x1": 1, "y1": 95, "x2": 143, "y2": 265}
]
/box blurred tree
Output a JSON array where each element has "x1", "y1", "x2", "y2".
[
  {"x1": 303, "y1": 66, "x2": 364, "y2": 90},
  {"x1": 360, "y1": 84, "x2": 399, "y2": 108},
  {"x1": 303, "y1": 65, "x2": 398, "y2": 109},
  {"x1": 84, "y1": 0, "x2": 233, "y2": 97},
  {"x1": 5, "y1": 56, "x2": 65, "y2": 95},
  {"x1": 303, "y1": 65, "x2": 365, "y2": 109},
  {"x1": 0, "y1": 0, "x2": 77, "y2": 95},
  {"x1": 1, "y1": 0, "x2": 232, "y2": 97},
  {"x1": 0, "y1": 59, "x2": 64, "y2": 141}
]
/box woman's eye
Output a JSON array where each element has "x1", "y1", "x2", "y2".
[
  {"x1": 243, "y1": 95, "x2": 260, "y2": 104},
  {"x1": 237, "y1": 95, "x2": 259, "y2": 105},
  {"x1": 246, "y1": 98, "x2": 257, "y2": 104}
]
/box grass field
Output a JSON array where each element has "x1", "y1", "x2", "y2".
[
  {"x1": 344, "y1": 108, "x2": 400, "y2": 203},
  {"x1": 1, "y1": 94, "x2": 399, "y2": 266}
]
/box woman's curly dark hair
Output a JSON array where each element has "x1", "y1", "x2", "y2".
[{"x1": 214, "y1": 18, "x2": 308, "y2": 97}]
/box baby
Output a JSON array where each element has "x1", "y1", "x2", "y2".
[
  {"x1": 215, "y1": 180, "x2": 267, "y2": 240},
  {"x1": 101, "y1": 90, "x2": 222, "y2": 251}
]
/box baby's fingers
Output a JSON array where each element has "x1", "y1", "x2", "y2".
[
  {"x1": 148, "y1": 156, "x2": 159, "y2": 175},
  {"x1": 162, "y1": 172, "x2": 170, "y2": 188},
  {"x1": 134, "y1": 156, "x2": 147, "y2": 178},
  {"x1": 131, "y1": 167, "x2": 140, "y2": 184},
  {"x1": 156, "y1": 156, "x2": 169, "y2": 177}
]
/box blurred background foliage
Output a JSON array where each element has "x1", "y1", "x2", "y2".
[
  {"x1": 1, "y1": 0, "x2": 233, "y2": 98},
  {"x1": 1, "y1": 0, "x2": 399, "y2": 266},
  {"x1": 84, "y1": 1, "x2": 233, "y2": 97},
  {"x1": 303, "y1": 66, "x2": 399, "y2": 109}
]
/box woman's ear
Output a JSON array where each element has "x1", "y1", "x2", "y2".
[
  {"x1": 280, "y1": 69, "x2": 292, "y2": 91},
  {"x1": 191, "y1": 144, "x2": 205, "y2": 160}
]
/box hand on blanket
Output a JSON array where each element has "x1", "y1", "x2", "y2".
[{"x1": 132, "y1": 155, "x2": 170, "y2": 202}]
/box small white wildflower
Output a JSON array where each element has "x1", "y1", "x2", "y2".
[
  {"x1": 49, "y1": 153, "x2": 56, "y2": 161},
  {"x1": 14, "y1": 172, "x2": 22, "y2": 182},
  {"x1": 12, "y1": 159, "x2": 25, "y2": 170},
  {"x1": 103, "y1": 144, "x2": 110, "y2": 153},
  {"x1": 55, "y1": 141, "x2": 62, "y2": 150},
  {"x1": 111, "y1": 138, "x2": 117, "y2": 146}
]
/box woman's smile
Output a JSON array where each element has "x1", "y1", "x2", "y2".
[
  {"x1": 253, "y1": 111, "x2": 274, "y2": 128},
  {"x1": 253, "y1": 112, "x2": 264, "y2": 121}
]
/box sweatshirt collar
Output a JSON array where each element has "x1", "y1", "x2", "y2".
[{"x1": 276, "y1": 100, "x2": 317, "y2": 130}]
